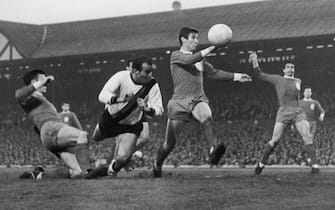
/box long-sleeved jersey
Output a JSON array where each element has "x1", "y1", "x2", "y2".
[
  {"x1": 299, "y1": 99, "x2": 325, "y2": 122},
  {"x1": 98, "y1": 70, "x2": 163, "y2": 125},
  {"x1": 253, "y1": 67, "x2": 301, "y2": 107},
  {"x1": 59, "y1": 111, "x2": 83, "y2": 130},
  {"x1": 170, "y1": 50, "x2": 234, "y2": 99},
  {"x1": 15, "y1": 85, "x2": 61, "y2": 131}
]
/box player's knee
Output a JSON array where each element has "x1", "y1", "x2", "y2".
[
  {"x1": 200, "y1": 118, "x2": 213, "y2": 128},
  {"x1": 303, "y1": 135, "x2": 313, "y2": 145},
  {"x1": 268, "y1": 139, "x2": 279, "y2": 147},
  {"x1": 138, "y1": 136, "x2": 149, "y2": 144},
  {"x1": 77, "y1": 131, "x2": 88, "y2": 144}
]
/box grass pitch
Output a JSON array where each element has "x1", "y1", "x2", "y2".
[{"x1": 1, "y1": 166, "x2": 335, "y2": 210}]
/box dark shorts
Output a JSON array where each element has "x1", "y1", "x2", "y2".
[
  {"x1": 40, "y1": 121, "x2": 83, "y2": 158},
  {"x1": 99, "y1": 109, "x2": 143, "y2": 138},
  {"x1": 167, "y1": 96, "x2": 209, "y2": 122},
  {"x1": 275, "y1": 106, "x2": 307, "y2": 124}
]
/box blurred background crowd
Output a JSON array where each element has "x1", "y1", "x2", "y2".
[{"x1": 1, "y1": 75, "x2": 334, "y2": 167}]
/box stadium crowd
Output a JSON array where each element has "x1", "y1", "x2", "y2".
[
  {"x1": 1, "y1": 57, "x2": 335, "y2": 167},
  {"x1": 1, "y1": 89, "x2": 334, "y2": 167}
]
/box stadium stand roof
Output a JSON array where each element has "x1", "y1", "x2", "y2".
[{"x1": 1, "y1": 0, "x2": 335, "y2": 59}]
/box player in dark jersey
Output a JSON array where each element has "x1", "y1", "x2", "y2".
[
  {"x1": 59, "y1": 103, "x2": 83, "y2": 130},
  {"x1": 153, "y1": 26, "x2": 251, "y2": 177},
  {"x1": 299, "y1": 87, "x2": 325, "y2": 140},
  {"x1": 249, "y1": 52, "x2": 319, "y2": 174},
  {"x1": 15, "y1": 69, "x2": 90, "y2": 179}
]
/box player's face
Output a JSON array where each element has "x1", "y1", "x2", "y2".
[
  {"x1": 283, "y1": 63, "x2": 295, "y2": 77},
  {"x1": 183, "y1": 33, "x2": 199, "y2": 51},
  {"x1": 304, "y1": 88, "x2": 312, "y2": 98},
  {"x1": 32, "y1": 74, "x2": 47, "y2": 93},
  {"x1": 133, "y1": 62, "x2": 153, "y2": 84},
  {"x1": 126, "y1": 62, "x2": 133, "y2": 71},
  {"x1": 62, "y1": 104, "x2": 70, "y2": 112}
]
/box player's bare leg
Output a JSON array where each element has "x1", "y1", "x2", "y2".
[
  {"x1": 154, "y1": 119, "x2": 183, "y2": 177},
  {"x1": 108, "y1": 133, "x2": 137, "y2": 175},
  {"x1": 309, "y1": 121, "x2": 317, "y2": 141},
  {"x1": 57, "y1": 126, "x2": 91, "y2": 172},
  {"x1": 255, "y1": 122, "x2": 286, "y2": 175},
  {"x1": 59, "y1": 152, "x2": 83, "y2": 178},
  {"x1": 295, "y1": 120, "x2": 319, "y2": 173},
  {"x1": 20, "y1": 130, "x2": 88, "y2": 180},
  {"x1": 124, "y1": 122, "x2": 149, "y2": 170},
  {"x1": 135, "y1": 122, "x2": 149, "y2": 151},
  {"x1": 192, "y1": 102, "x2": 225, "y2": 166}
]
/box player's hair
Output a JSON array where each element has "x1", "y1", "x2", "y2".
[
  {"x1": 285, "y1": 63, "x2": 294, "y2": 68},
  {"x1": 23, "y1": 69, "x2": 46, "y2": 85},
  {"x1": 303, "y1": 85, "x2": 312, "y2": 90},
  {"x1": 132, "y1": 56, "x2": 153, "y2": 72},
  {"x1": 126, "y1": 59, "x2": 134, "y2": 68},
  {"x1": 178, "y1": 26, "x2": 199, "y2": 46}
]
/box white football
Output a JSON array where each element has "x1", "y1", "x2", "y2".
[{"x1": 208, "y1": 24, "x2": 233, "y2": 46}]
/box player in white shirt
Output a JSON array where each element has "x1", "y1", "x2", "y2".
[{"x1": 86, "y1": 56, "x2": 163, "y2": 178}]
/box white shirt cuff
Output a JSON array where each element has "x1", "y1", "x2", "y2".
[
  {"x1": 233, "y1": 73, "x2": 242, "y2": 81},
  {"x1": 32, "y1": 81, "x2": 43, "y2": 89},
  {"x1": 201, "y1": 49, "x2": 211, "y2": 57}
]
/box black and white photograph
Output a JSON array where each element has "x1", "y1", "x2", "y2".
[{"x1": 0, "y1": 0, "x2": 335, "y2": 209}]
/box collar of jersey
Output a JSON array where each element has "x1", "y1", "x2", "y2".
[
  {"x1": 303, "y1": 98, "x2": 313, "y2": 101},
  {"x1": 179, "y1": 49, "x2": 193, "y2": 54},
  {"x1": 283, "y1": 75, "x2": 295, "y2": 79},
  {"x1": 32, "y1": 91, "x2": 43, "y2": 97}
]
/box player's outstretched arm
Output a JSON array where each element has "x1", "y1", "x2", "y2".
[
  {"x1": 249, "y1": 52, "x2": 279, "y2": 84},
  {"x1": 204, "y1": 61, "x2": 252, "y2": 82}
]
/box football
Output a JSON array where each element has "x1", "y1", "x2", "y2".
[{"x1": 208, "y1": 24, "x2": 233, "y2": 46}]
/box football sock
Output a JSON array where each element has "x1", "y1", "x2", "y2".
[
  {"x1": 303, "y1": 144, "x2": 317, "y2": 166},
  {"x1": 202, "y1": 120, "x2": 218, "y2": 146},
  {"x1": 260, "y1": 142, "x2": 278, "y2": 164},
  {"x1": 155, "y1": 145, "x2": 173, "y2": 167},
  {"x1": 76, "y1": 143, "x2": 90, "y2": 171},
  {"x1": 112, "y1": 158, "x2": 131, "y2": 173}
]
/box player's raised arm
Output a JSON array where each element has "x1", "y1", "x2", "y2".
[
  {"x1": 15, "y1": 75, "x2": 54, "y2": 103},
  {"x1": 203, "y1": 61, "x2": 251, "y2": 82},
  {"x1": 249, "y1": 52, "x2": 280, "y2": 85}
]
